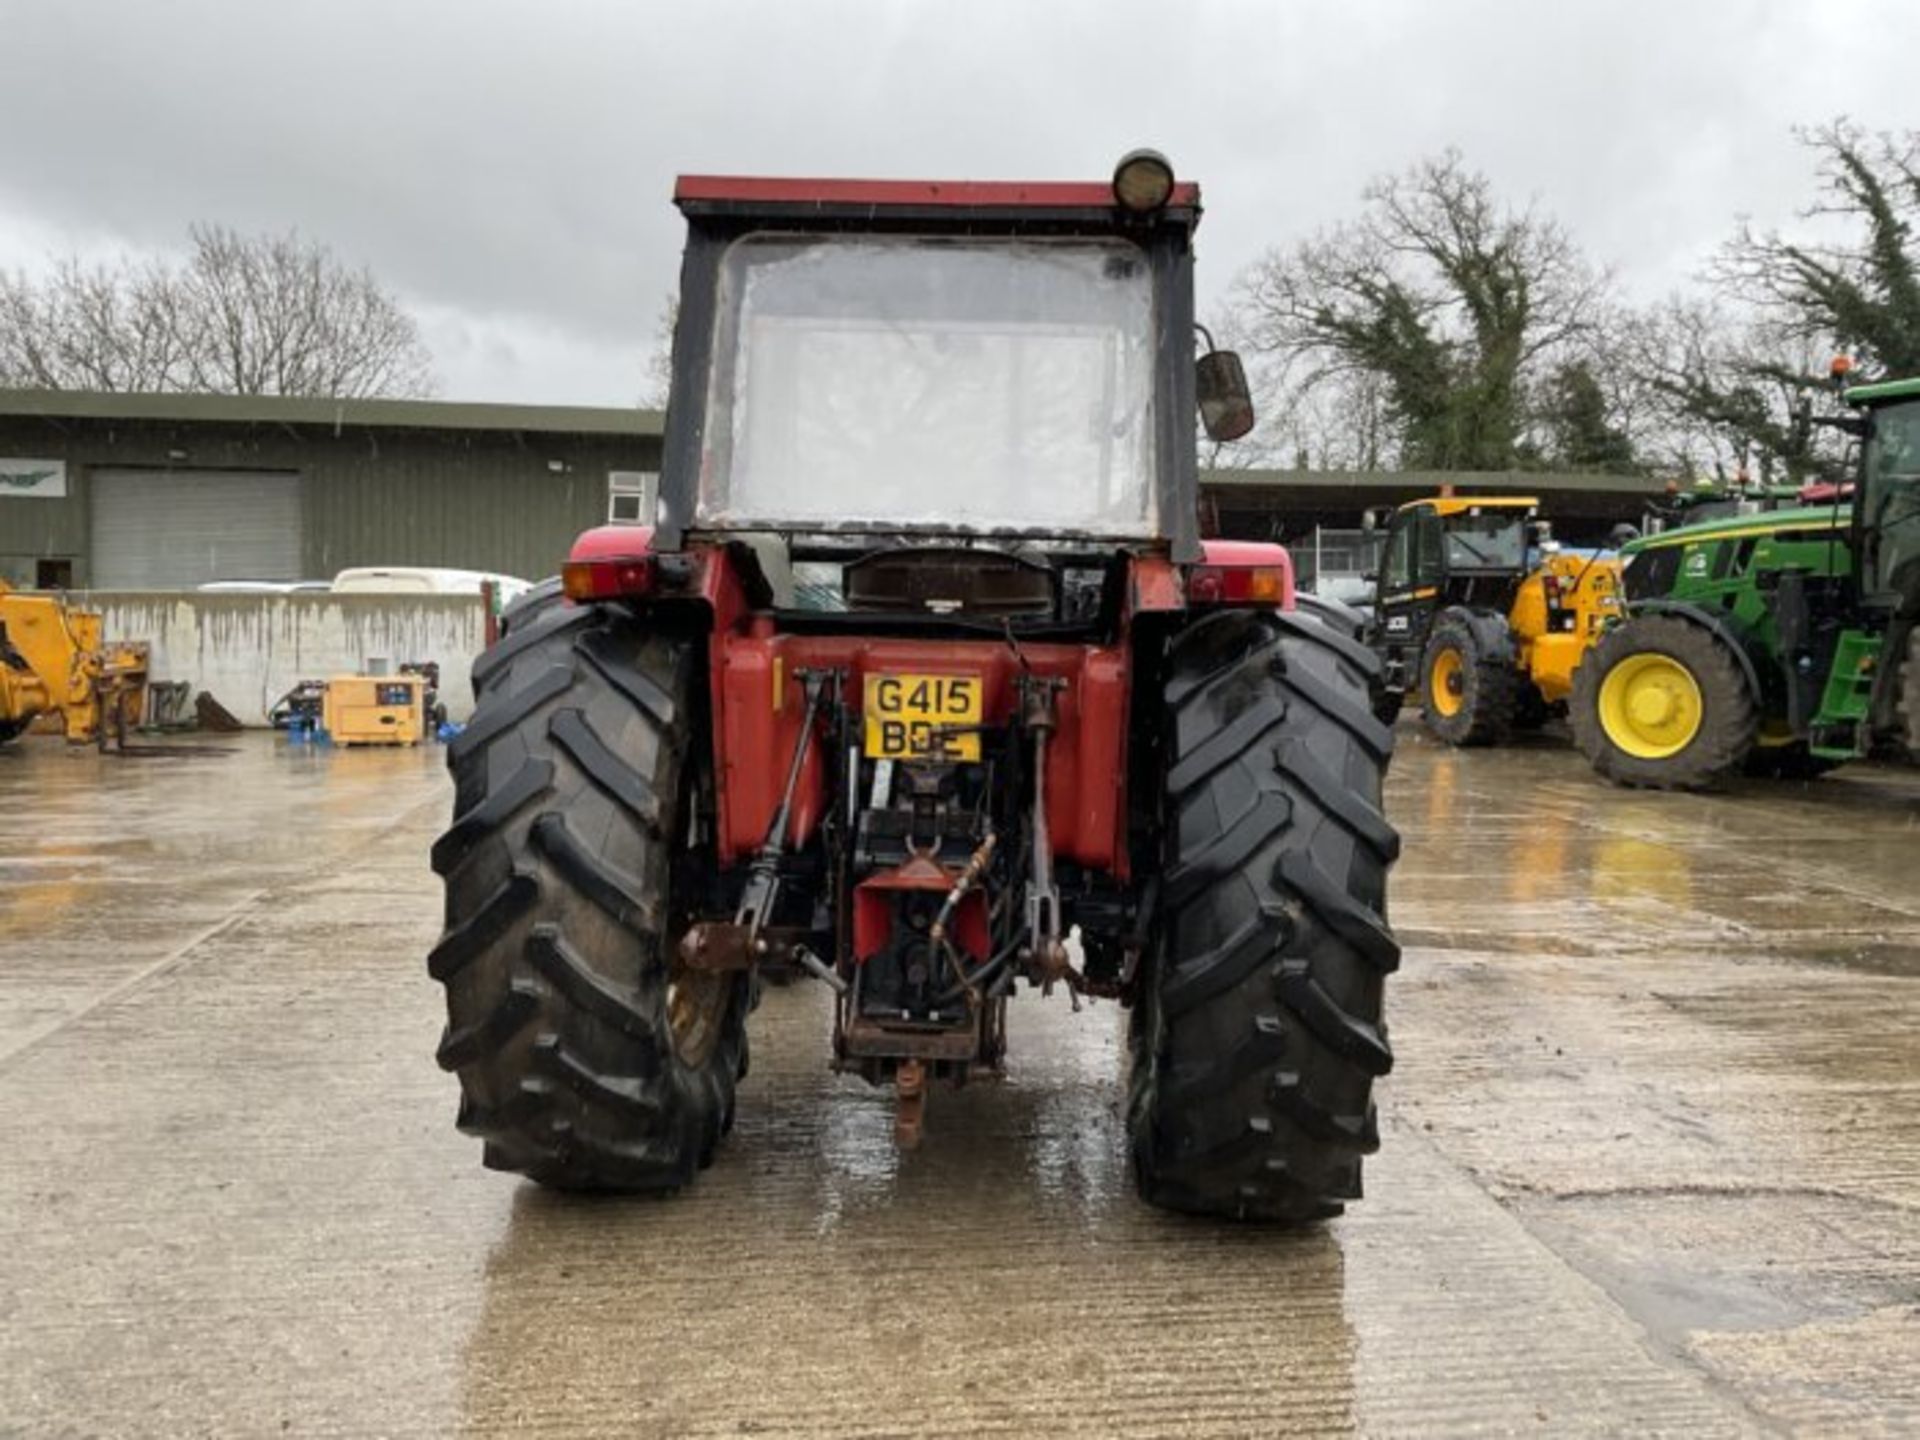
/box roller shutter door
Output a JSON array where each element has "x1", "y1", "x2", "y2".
[{"x1": 91, "y1": 469, "x2": 302, "y2": 588}]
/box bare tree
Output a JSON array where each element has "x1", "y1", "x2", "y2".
[
  {"x1": 0, "y1": 255, "x2": 190, "y2": 391},
  {"x1": 0, "y1": 225, "x2": 435, "y2": 398},
  {"x1": 1637, "y1": 122, "x2": 1919, "y2": 485},
  {"x1": 1715, "y1": 121, "x2": 1920, "y2": 374},
  {"x1": 1231, "y1": 152, "x2": 1614, "y2": 472},
  {"x1": 1634, "y1": 299, "x2": 1851, "y2": 486},
  {"x1": 639, "y1": 294, "x2": 677, "y2": 412}
]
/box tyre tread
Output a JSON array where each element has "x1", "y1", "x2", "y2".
[
  {"x1": 1421, "y1": 609, "x2": 1520, "y2": 746},
  {"x1": 428, "y1": 608, "x2": 742, "y2": 1194},
  {"x1": 1131, "y1": 607, "x2": 1398, "y2": 1223}
]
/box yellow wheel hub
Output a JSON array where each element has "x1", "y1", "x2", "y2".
[
  {"x1": 1429, "y1": 647, "x2": 1466, "y2": 718},
  {"x1": 1598, "y1": 653, "x2": 1704, "y2": 759}
]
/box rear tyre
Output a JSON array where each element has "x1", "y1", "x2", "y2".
[
  {"x1": 500, "y1": 576, "x2": 564, "y2": 636},
  {"x1": 1293, "y1": 591, "x2": 1366, "y2": 641},
  {"x1": 1298, "y1": 592, "x2": 1404, "y2": 730},
  {"x1": 1420, "y1": 611, "x2": 1519, "y2": 746},
  {"x1": 1900, "y1": 628, "x2": 1920, "y2": 756},
  {"x1": 1571, "y1": 614, "x2": 1757, "y2": 790},
  {"x1": 0, "y1": 716, "x2": 28, "y2": 746},
  {"x1": 430, "y1": 600, "x2": 746, "y2": 1191},
  {"x1": 1130, "y1": 608, "x2": 1400, "y2": 1223}
]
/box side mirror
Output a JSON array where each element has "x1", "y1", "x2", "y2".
[{"x1": 1196, "y1": 349, "x2": 1255, "y2": 443}]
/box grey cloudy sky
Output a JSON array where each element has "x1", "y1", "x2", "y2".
[{"x1": 2, "y1": 0, "x2": 1914, "y2": 405}]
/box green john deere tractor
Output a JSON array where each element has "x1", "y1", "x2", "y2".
[{"x1": 1572, "y1": 374, "x2": 1920, "y2": 789}]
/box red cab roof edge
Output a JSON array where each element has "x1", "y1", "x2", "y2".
[{"x1": 673, "y1": 175, "x2": 1202, "y2": 211}]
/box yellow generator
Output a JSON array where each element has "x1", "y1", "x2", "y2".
[
  {"x1": 1366, "y1": 496, "x2": 1623, "y2": 744},
  {"x1": 0, "y1": 581, "x2": 149, "y2": 747},
  {"x1": 323, "y1": 674, "x2": 427, "y2": 746}
]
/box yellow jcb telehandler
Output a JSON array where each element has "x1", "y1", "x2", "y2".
[
  {"x1": 1364, "y1": 496, "x2": 1625, "y2": 743},
  {"x1": 0, "y1": 581, "x2": 149, "y2": 748}
]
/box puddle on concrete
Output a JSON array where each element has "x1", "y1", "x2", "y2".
[{"x1": 1515, "y1": 1189, "x2": 1918, "y2": 1348}]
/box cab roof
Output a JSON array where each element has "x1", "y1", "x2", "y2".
[
  {"x1": 1399, "y1": 495, "x2": 1540, "y2": 517},
  {"x1": 1843, "y1": 375, "x2": 1920, "y2": 405},
  {"x1": 673, "y1": 175, "x2": 1203, "y2": 227},
  {"x1": 1624, "y1": 504, "x2": 1848, "y2": 553}
]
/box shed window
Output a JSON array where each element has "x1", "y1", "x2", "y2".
[{"x1": 608, "y1": 471, "x2": 657, "y2": 525}]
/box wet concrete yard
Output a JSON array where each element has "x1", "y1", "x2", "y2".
[{"x1": 2, "y1": 730, "x2": 1916, "y2": 1436}]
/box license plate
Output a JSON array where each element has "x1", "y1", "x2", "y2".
[{"x1": 863, "y1": 673, "x2": 983, "y2": 762}]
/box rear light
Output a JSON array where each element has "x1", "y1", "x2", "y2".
[
  {"x1": 1185, "y1": 564, "x2": 1291, "y2": 607},
  {"x1": 562, "y1": 556, "x2": 656, "y2": 602}
]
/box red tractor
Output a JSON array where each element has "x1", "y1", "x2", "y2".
[{"x1": 429, "y1": 152, "x2": 1400, "y2": 1221}]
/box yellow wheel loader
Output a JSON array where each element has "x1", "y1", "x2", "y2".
[
  {"x1": 0, "y1": 581, "x2": 149, "y2": 747},
  {"x1": 1366, "y1": 497, "x2": 1624, "y2": 744}
]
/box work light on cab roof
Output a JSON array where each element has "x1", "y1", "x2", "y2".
[{"x1": 1111, "y1": 148, "x2": 1177, "y2": 213}]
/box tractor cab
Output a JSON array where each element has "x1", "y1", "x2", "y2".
[
  {"x1": 1848, "y1": 379, "x2": 1920, "y2": 615},
  {"x1": 632, "y1": 159, "x2": 1256, "y2": 629},
  {"x1": 1368, "y1": 496, "x2": 1538, "y2": 695},
  {"x1": 1843, "y1": 377, "x2": 1920, "y2": 747}
]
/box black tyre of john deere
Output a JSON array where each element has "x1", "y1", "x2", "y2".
[
  {"x1": 1570, "y1": 613, "x2": 1757, "y2": 791},
  {"x1": 429, "y1": 600, "x2": 747, "y2": 1191},
  {"x1": 1900, "y1": 627, "x2": 1920, "y2": 756},
  {"x1": 1419, "y1": 610, "x2": 1519, "y2": 746},
  {"x1": 1129, "y1": 608, "x2": 1400, "y2": 1223}
]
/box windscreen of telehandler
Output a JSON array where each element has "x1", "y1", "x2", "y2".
[{"x1": 1443, "y1": 511, "x2": 1528, "y2": 573}]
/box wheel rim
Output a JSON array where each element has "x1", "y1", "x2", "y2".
[
  {"x1": 1429, "y1": 647, "x2": 1466, "y2": 717},
  {"x1": 1598, "y1": 653, "x2": 1704, "y2": 759},
  {"x1": 666, "y1": 964, "x2": 728, "y2": 1069},
  {"x1": 664, "y1": 762, "x2": 730, "y2": 1072}
]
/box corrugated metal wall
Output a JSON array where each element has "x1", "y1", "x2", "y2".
[
  {"x1": 0, "y1": 418, "x2": 659, "y2": 586},
  {"x1": 0, "y1": 460, "x2": 89, "y2": 585},
  {"x1": 298, "y1": 435, "x2": 632, "y2": 581}
]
